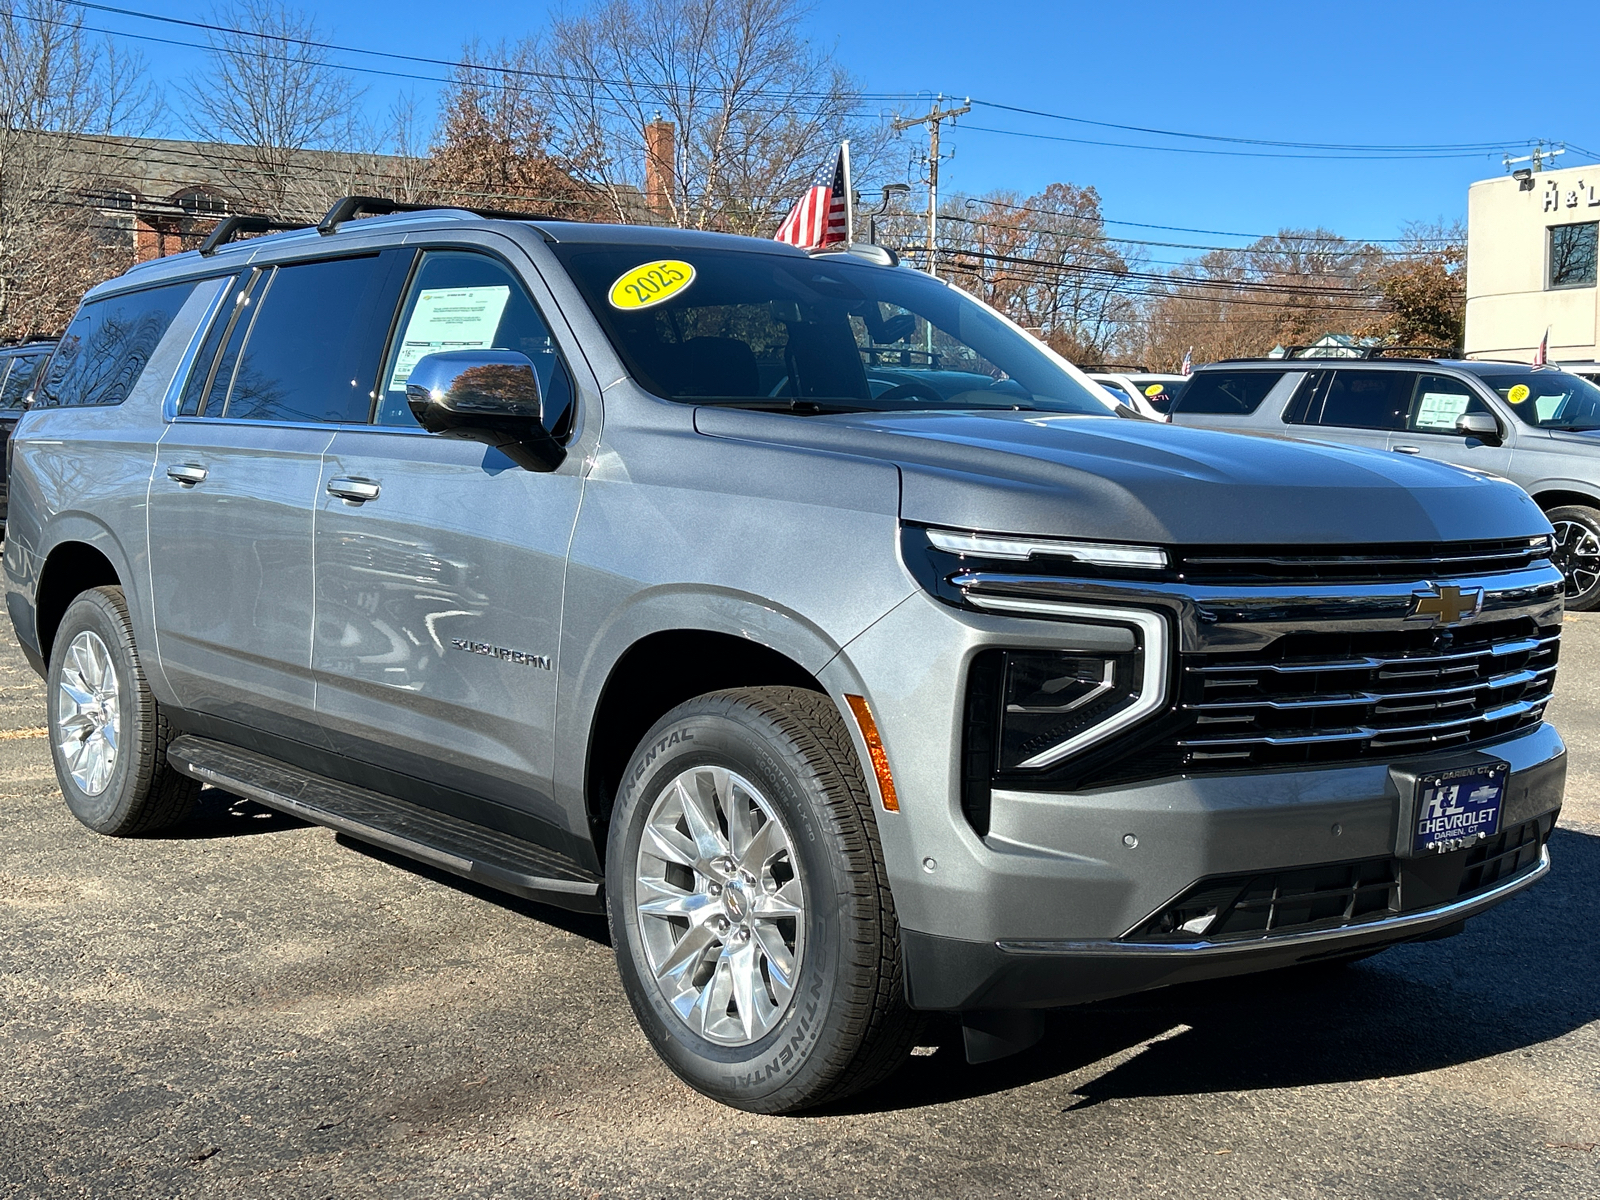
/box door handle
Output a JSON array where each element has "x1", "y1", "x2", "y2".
[
  {"x1": 327, "y1": 476, "x2": 381, "y2": 503},
  {"x1": 166, "y1": 463, "x2": 208, "y2": 486},
  {"x1": 1392, "y1": 445, "x2": 1422, "y2": 455}
]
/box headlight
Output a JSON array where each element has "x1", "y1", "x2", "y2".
[{"x1": 966, "y1": 600, "x2": 1169, "y2": 772}]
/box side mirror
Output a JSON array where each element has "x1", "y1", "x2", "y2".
[
  {"x1": 1456, "y1": 411, "x2": 1502, "y2": 446},
  {"x1": 405, "y1": 350, "x2": 565, "y2": 472}
]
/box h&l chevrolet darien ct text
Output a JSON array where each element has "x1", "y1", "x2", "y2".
[{"x1": 5, "y1": 198, "x2": 1565, "y2": 1113}]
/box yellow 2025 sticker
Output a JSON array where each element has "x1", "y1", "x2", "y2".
[
  {"x1": 1143, "y1": 383, "x2": 1165, "y2": 397},
  {"x1": 1507, "y1": 383, "x2": 1531, "y2": 403},
  {"x1": 609, "y1": 259, "x2": 695, "y2": 310}
]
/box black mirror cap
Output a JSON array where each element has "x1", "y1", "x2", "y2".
[
  {"x1": 405, "y1": 350, "x2": 566, "y2": 472},
  {"x1": 1456, "y1": 411, "x2": 1503, "y2": 446}
]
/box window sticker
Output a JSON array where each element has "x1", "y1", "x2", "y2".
[
  {"x1": 388, "y1": 285, "x2": 511, "y2": 391},
  {"x1": 608, "y1": 260, "x2": 695, "y2": 310},
  {"x1": 1507, "y1": 383, "x2": 1531, "y2": 404},
  {"x1": 1143, "y1": 383, "x2": 1165, "y2": 397},
  {"x1": 1415, "y1": 391, "x2": 1471, "y2": 431}
]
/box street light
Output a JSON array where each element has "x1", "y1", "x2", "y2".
[{"x1": 868, "y1": 183, "x2": 910, "y2": 245}]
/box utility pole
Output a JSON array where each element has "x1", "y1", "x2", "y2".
[{"x1": 891, "y1": 95, "x2": 970, "y2": 278}]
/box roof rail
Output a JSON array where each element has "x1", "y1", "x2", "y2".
[
  {"x1": 198, "y1": 214, "x2": 311, "y2": 256},
  {"x1": 1273, "y1": 343, "x2": 1461, "y2": 361},
  {"x1": 316, "y1": 195, "x2": 553, "y2": 235},
  {"x1": 1080, "y1": 363, "x2": 1151, "y2": 373}
]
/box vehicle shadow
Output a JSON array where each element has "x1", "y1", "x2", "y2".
[
  {"x1": 334, "y1": 832, "x2": 613, "y2": 946},
  {"x1": 837, "y1": 825, "x2": 1600, "y2": 1115},
  {"x1": 147, "y1": 784, "x2": 311, "y2": 839}
]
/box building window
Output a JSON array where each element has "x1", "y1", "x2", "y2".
[
  {"x1": 173, "y1": 187, "x2": 227, "y2": 216},
  {"x1": 1549, "y1": 221, "x2": 1598, "y2": 289}
]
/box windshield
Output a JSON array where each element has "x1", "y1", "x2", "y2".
[
  {"x1": 549, "y1": 242, "x2": 1111, "y2": 415},
  {"x1": 1478, "y1": 369, "x2": 1600, "y2": 430}
]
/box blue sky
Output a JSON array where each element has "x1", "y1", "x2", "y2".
[{"x1": 99, "y1": 0, "x2": 1600, "y2": 250}]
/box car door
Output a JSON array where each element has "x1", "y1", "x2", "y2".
[
  {"x1": 1389, "y1": 372, "x2": 1514, "y2": 475},
  {"x1": 147, "y1": 252, "x2": 409, "y2": 749},
  {"x1": 1285, "y1": 367, "x2": 1412, "y2": 454},
  {"x1": 311, "y1": 247, "x2": 587, "y2": 835}
]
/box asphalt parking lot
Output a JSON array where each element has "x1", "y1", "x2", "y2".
[{"x1": 2, "y1": 622, "x2": 1598, "y2": 1200}]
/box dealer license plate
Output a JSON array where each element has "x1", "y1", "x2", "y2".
[{"x1": 1412, "y1": 763, "x2": 1506, "y2": 855}]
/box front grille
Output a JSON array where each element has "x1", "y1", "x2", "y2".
[
  {"x1": 1170, "y1": 615, "x2": 1559, "y2": 771},
  {"x1": 1126, "y1": 818, "x2": 1549, "y2": 944},
  {"x1": 1174, "y1": 536, "x2": 1553, "y2": 585}
]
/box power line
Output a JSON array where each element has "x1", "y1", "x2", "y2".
[
  {"x1": 967, "y1": 98, "x2": 1531, "y2": 155},
  {"x1": 958, "y1": 123, "x2": 1512, "y2": 163}
]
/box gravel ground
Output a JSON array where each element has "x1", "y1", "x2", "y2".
[{"x1": 2, "y1": 616, "x2": 1597, "y2": 1200}]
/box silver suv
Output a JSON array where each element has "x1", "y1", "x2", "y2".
[
  {"x1": 5, "y1": 199, "x2": 1567, "y2": 1113},
  {"x1": 1170, "y1": 355, "x2": 1600, "y2": 609}
]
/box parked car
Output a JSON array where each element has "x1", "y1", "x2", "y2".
[
  {"x1": 1087, "y1": 370, "x2": 1186, "y2": 420},
  {"x1": 6, "y1": 199, "x2": 1565, "y2": 1114},
  {"x1": 1559, "y1": 361, "x2": 1600, "y2": 388},
  {"x1": 0, "y1": 338, "x2": 55, "y2": 527},
  {"x1": 1170, "y1": 354, "x2": 1600, "y2": 609}
]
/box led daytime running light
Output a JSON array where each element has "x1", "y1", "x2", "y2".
[{"x1": 926, "y1": 527, "x2": 1168, "y2": 570}]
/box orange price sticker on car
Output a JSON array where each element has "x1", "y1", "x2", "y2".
[{"x1": 609, "y1": 260, "x2": 696, "y2": 310}]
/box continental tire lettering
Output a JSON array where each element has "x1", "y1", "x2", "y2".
[{"x1": 632, "y1": 730, "x2": 694, "y2": 784}]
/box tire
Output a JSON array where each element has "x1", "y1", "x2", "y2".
[
  {"x1": 46, "y1": 585, "x2": 198, "y2": 836},
  {"x1": 1547, "y1": 505, "x2": 1600, "y2": 612},
  {"x1": 606, "y1": 686, "x2": 918, "y2": 1113}
]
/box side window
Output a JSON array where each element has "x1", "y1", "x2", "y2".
[
  {"x1": 1407, "y1": 374, "x2": 1489, "y2": 435},
  {"x1": 0, "y1": 352, "x2": 47, "y2": 410},
  {"x1": 1304, "y1": 370, "x2": 1413, "y2": 431},
  {"x1": 378, "y1": 251, "x2": 574, "y2": 433},
  {"x1": 179, "y1": 270, "x2": 258, "y2": 417},
  {"x1": 217, "y1": 256, "x2": 401, "y2": 424},
  {"x1": 36, "y1": 281, "x2": 197, "y2": 409},
  {"x1": 1169, "y1": 370, "x2": 1286, "y2": 415}
]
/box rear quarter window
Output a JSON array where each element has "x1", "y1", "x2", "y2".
[
  {"x1": 1169, "y1": 370, "x2": 1286, "y2": 415},
  {"x1": 36, "y1": 281, "x2": 198, "y2": 409}
]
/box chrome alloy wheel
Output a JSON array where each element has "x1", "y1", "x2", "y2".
[
  {"x1": 634, "y1": 766, "x2": 806, "y2": 1046},
  {"x1": 1552, "y1": 519, "x2": 1600, "y2": 599},
  {"x1": 54, "y1": 630, "x2": 122, "y2": 796}
]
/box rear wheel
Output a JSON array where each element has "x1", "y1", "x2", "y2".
[
  {"x1": 1548, "y1": 505, "x2": 1600, "y2": 612},
  {"x1": 47, "y1": 586, "x2": 198, "y2": 835},
  {"x1": 606, "y1": 686, "x2": 916, "y2": 1113}
]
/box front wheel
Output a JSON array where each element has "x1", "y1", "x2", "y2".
[
  {"x1": 606, "y1": 687, "x2": 917, "y2": 1113},
  {"x1": 47, "y1": 586, "x2": 198, "y2": 835},
  {"x1": 1547, "y1": 505, "x2": 1600, "y2": 611}
]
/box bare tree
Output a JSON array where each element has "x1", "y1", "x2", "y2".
[
  {"x1": 181, "y1": 0, "x2": 363, "y2": 216},
  {"x1": 0, "y1": 0, "x2": 160, "y2": 337},
  {"x1": 537, "y1": 0, "x2": 874, "y2": 233}
]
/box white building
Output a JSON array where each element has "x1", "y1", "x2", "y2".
[{"x1": 1465, "y1": 162, "x2": 1599, "y2": 362}]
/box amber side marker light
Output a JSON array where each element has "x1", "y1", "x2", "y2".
[{"x1": 844, "y1": 694, "x2": 899, "y2": 812}]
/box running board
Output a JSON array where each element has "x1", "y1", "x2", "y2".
[{"x1": 167, "y1": 735, "x2": 604, "y2": 912}]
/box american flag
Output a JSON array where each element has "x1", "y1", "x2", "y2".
[
  {"x1": 775, "y1": 144, "x2": 851, "y2": 250},
  {"x1": 1533, "y1": 326, "x2": 1549, "y2": 366},
  {"x1": 1181, "y1": 347, "x2": 1193, "y2": 376}
]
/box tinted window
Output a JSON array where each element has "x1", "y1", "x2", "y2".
[
  {"x1": 1170, "y1": 370, "x2": 1285, "y2": 415},
  {"x1": 1406, "y1": 374, "x2": 1491, "y2": 435},
  {"x1": 379, "y1": 251, "x2": 573, "y2": 432},
  {"x1": 179, "y1": 270, "x2": 256, "y2": 417},
  {"x1": 550, "y1": 243, "x2": 1110, "y2": 416},
  {"x1": 1304, "y1": 370, "x2": 1412, "y2": 431},
  {"x1": 1549, "y1": 222, "x2": 1598, "y2": 289},
  {"x1": 36, "y1": 282, "x2": 196, "y2": 408},
  {"x1": 1480, "y1": 369, "x2": 1600, "y2": 430},
  {"x1": 211, "y1": 256, "x2": 399, "y2": 423},
  {"x1": 0, "y1": 352, "x2": 49, "y2": 411}
]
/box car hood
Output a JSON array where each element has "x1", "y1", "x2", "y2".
[{"x1": 693, "y1": 408, "x2": 1550, "y2": 544}]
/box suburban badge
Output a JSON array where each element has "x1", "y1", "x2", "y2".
[{"x1": 450, "y1": 638, "x2": 552, "y2": 669}]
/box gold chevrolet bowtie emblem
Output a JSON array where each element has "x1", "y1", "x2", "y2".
[{"x1": 1408, "y1": 584, "x2": 1484, "y2": 627}]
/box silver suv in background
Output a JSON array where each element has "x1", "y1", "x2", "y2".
[
  {"x1": 1170, "y1": 355, "x2": 1600, "y2": 609},
  {"x1": 5, "y1": 199, "x2": 1566, "y2": 1113}
]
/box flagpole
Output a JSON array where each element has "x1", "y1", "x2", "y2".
[{"x1": 840, "y1": 141, "x2": 854, "y2": 244}]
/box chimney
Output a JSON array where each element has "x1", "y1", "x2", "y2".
[{"x1": 644, "y1": 118, "x2": 676, "y2": 218}]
